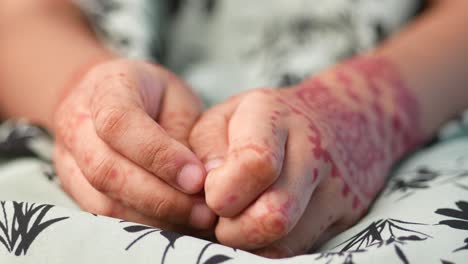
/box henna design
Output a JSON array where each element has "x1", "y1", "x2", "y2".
[{"x1": 278, "y1": 56, "x2": 424, "y2": 209}]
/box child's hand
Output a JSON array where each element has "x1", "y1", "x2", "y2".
[
  {"x1": 53, "y1": 59, "x2": 215, "y2": 231},
  {"x1": 189, "y1": 56, "x2": 423, "y2": 257}
]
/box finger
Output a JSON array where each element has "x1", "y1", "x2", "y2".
[
  {"x1": 214, "y1": 130, "x2": 324, "y2": 249},
  {"x1": 251, "y1": 176, "x2": 353, "y2": 258},
  {"x1": 189, "y1": 95, "x2": 242, "y2": 172},
  {"x1": 54, "y1": 144, "x2": 184, "y2": 232},
  {"x1": 157, "y1": 70, "x2": 203, "y2": 147},
  {"x1": 59, "y1": 110, "x2": 216, "y2": 230},
  {"x1": 89, "y1": 61, "x2": 206, "y2": 194},
  {"x1": 205, "y1": 90, "x2": 289, "y2": 217}
]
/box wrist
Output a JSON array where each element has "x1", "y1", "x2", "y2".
[
  {"x1": 340, "y1": 55, "x2": 425, "y2": 157},
  {"x1": 48, "y1": 53, "x2": 116, "y2": 133},
  {"x1": 297, "y1": 55, "x2": 425, "y2": 160}
]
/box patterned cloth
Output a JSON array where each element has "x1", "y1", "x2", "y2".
[
  {"x1": 74, "y1": 0, "x2": 424, "y2": 105},
  {"x1": 0, "y1": 117, "x2": 466, "y2": 263}
]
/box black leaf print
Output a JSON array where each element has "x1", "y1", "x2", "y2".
[
  {"x1": 160, "y1": 231, "x2": 184, "y2": 264},
  {"x1": 441, "y1": 260, "x2": 455, "y2": 264},
  {"x1": 343, "y1": 254, "x2": 355, "y2": 264},
  {"x1": 122, "y1": 223, "x2": 188, "y2": 264},
  {"x1": 122, "y1": 223, "x2": 160, "y2": 251},
  {"x1": 438, "y1": 220, "x2": 468, "y2": 231},
  {"x1": 387, "y1": 167, "x2": 439, "y2": 195},
  {"x1": 455, "y1": 183, "x2": 468, "y2": 191},
  {"x1": 332, "y1": 219, "x2": 431, "y2": 263},
  {"x1": 203, "y1": 254, "x2": 232, "y2": 264},
  {"x1": 454, "y1": 237, "x2": 468, "y2": 252},
  {"x1": 395, "y1": 245, "x2": 409, "y2": 264},
  {"x1": 373, "y1": 22, "x2": 387, "y2": 42},
  {"x1": 160, "y1": 230, "x2": 183, "y2": 247},
  {"x1": 204, "y1": 0, "x2": 217, "y2": 15},
  {"x1": 96, "y1": 0, "x2": 121, "y2": 13},
  {"x1": 43, "y1": 168, "x2": 56, "y2": 181},
  {"x1": 168, "y1": 0, "x2": 184, "y2": 15},
  {"x1": 124, "y1": 225, "x2": 155, "y2": 233},
  {"x1": 456, "y1": 200, "x2": 468, "y2": 211},
  {"x1": 197, "y1": 243, "x2": 215, "y2": 264},
  {"x1": 40, "y1": 163, "x2": 58, "y2": 182},
  {"x1": 334, "y1": 219, "x2": 431, "y2": 252},
  {"x1": 387, "y1": 162, "x2": 468, "y2": 200},
  {"x1": 0, "y1": 201, "x2": 68, "y2": 256},
  {"x1": 196, "y1": 242, "x2": 237, "y2": 264},
  {"x1": 397, "y1": 235, "x2": 427, "y2": 241},
  {"x1": 314, "y1": 250, "x2": 364, "y2": 263},
  {"x1": 435, "y1": 201, "x2": 468, "y2": 231},
  {"x1": 0, "y1": 122, "x2": 50, "y2": 162},
  {"x1": 435, "y1": 201, "x2": 468, "y2": 252}
]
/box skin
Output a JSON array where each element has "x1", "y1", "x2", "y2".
[
  {"x1": 1, "y1": 0, "x2": 468, "y2": 258},
  {"x1": 189, "y1": 1, "x2": 468, "y2": 256},
  {"x1": 53, "y1": 60, "x2": 216, "y2": 231},
  {"x1": 190, "y1": 56, "x2": 425, "y2": 254},
  {"x1": 0, "y1": 1, "x2": 216, "y2": 233}
]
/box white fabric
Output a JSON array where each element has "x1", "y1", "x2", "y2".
[{"x1": 168, "y1": 0, "x2": 421, "y2": 105}]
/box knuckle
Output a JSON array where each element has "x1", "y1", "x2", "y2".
[
  {"x1": 242, "y1": 210, "x2": 290, "y2": 246},
  {"x1": 244, "y1": 151, "x2": 278, "y2": 185},
  {"x1": 94, "y1": 106, "x2": 130, "y2": 140},
  {"x1": 147, "y1": 197, "x2": 173, "y2": 220},
  {"x1": 87, "y1": 156, "x2": 118, "y2": 192},
  {"x1": 257, "y1": 210, "x2": 290, "y2": 238},
  {"x1": 189, "y1": 115, "x2": 225, "y2": 159},
  {"x1": 138, "y1": 139, "x2": 174, "y2": 176}
]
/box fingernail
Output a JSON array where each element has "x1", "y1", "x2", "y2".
[
  {"x1": 204, "y1": 159, "x2": 224, "y2": 173},
  {"x1": 190, "y1": 202, "x2": 215, "y2": 229},
  {"x1": 177, "y1": 164, "x2": 204, "y2": 193}
]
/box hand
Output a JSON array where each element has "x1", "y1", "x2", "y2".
[
  {"x1": 53, "y1": 59, "x2": 216, "y2": 232},
  {"x1": 189, "y1": 56, "x2": 423, "y2": 257}
]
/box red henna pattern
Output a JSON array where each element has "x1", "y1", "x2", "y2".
[
  {"x1": 239, "y1": 194, "x2": 298, "y2": 245},
  {"x1": 227, "y1": 194, "x2": 238, "y2": 204},
  {"x1": 352, "y1": 196, "x2": 361, "y2": 210},
  {"x1": 341, "y1": 182, "x2": 351, "y2": 197},
  {"x1": 312, "y1": 168, "x2": 319, "y2": 183},
  {"x1": 233, "y1": 143, "x2": 269, "y2": 156},
  {"x1": 336, "y1": 70, "x2": 361, "y2": 103},
  {"x1": 277, "y1": 56, "x2": 423, "y2": 209},
  {"x1": 231, "y1": 143, "x2": 282, "y2": 167}
]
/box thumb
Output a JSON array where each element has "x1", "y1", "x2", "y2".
[{"x1": 154, "y1": 68, "x2": 204, "y2": 147}]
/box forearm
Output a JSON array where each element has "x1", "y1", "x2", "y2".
[
  {"x1": 0, "y1": 0, "x2": 114, "y2": 130},
  {"x1": 374, "y1": 0, "x2": 468, "y2": 137}
]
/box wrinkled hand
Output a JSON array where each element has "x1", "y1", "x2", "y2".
[
  {"x1": 53, "y1": 59, "x2": 216, "y2": 232},
  {"x1": 190, "y1": 56, "x2": 423, "y2": 257}
]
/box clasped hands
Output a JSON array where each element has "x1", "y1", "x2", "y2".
[{"x1": 54, "y1": 58, "x2": 410, "y2": 258}]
